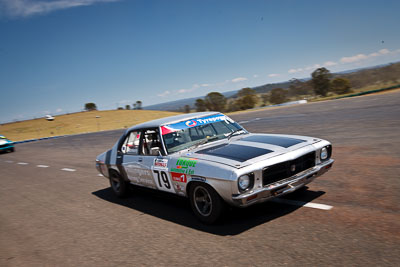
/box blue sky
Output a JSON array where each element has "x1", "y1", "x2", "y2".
[{"x1": 1, "y1": 0, "x2": 400, "y2": 123}]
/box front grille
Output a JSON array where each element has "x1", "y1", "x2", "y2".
[{"x1": 263, "y1": 151, "x2": 316, "y2": 186}]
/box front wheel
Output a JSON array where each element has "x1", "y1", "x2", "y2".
[
  {"x1": 189, "y1": 183, "x2": 224, "y2": 224},
  {"x1": 109, "y1": 171, "x2": 129, "y2": 198}
]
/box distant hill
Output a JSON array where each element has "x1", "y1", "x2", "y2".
[
  {"x1": 144, "y1": 81, "x2": 293, "y2": 111},
  {"x1": 252, "y1": 81, "x2": 292, "y2": 94},
  {"x1": 333, "y1": 62, "x2": 394, "y2": 75},
  {"x1": 144, "y1": 61, "x2": 400, "y2": 111},
  {"x1": 144, "y1": 97, "x2": 201, "y2": 111},
  {"x1": 144, "y1": 90, "x2": 238, "y2": 111}
]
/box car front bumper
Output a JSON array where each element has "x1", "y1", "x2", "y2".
[
  {"x1": 231, "y1": 159, "x2": 334, "y2": 207},
  {"x1": 0, "y1": 144, "x2": 14, "y2": 151}
]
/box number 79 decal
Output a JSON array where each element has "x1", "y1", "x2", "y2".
[{"x1": 152, "y1": 170, "x2": 175, "y2": 193}]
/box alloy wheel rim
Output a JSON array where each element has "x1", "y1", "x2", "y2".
[
  {"x1": 111, "y1": 177, "x2": 121, "y2": 192},
  {"x1": 194, "y1": 186, "x2": 212, "y2": 216}
]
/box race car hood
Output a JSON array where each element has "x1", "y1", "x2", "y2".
[{"x1": 187, "y1": 133, "x2": 321, "y2": 168}]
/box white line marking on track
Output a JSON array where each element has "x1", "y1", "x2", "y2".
[
  {"x1": 303, "y1": 202, "x2": 333, "y2": 210},
  {"x1": 271, "y1": 198, "x2": 333, "y2": 210},
  {"x1": 61, "y1": 168, "x2": 76, "y2": 172},
  {"x1": 17, "y1": 162, "x2": 29, "y2": 165},
  {"x1": 239, "y1": 120, "x2": 250, "y2": 124},
  {"x1": 37, "y1": 165, "x2": 49, "y2": 168},
  {"x1": 98, "y1": 174, "x2": 104, "y2": 177}
]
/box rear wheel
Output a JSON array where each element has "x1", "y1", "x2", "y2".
[
  {"x1": 109, "y1": 171, "x2": 129, "y2": 198},
  {"x1": 189, "y1": 183, "x2": 224, "y2": 224}
]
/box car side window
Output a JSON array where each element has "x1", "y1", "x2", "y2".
[
  {"x1": 121, "y1": 131, "x2": 141, "y2": 154},
  {"x1": 141, "y1": 129, "x2": 162, "y2": 156}
]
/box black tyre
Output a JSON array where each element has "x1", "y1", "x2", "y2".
[
  {"x1": 10, "y1": 147, "x2": 15, "y2": 152},
  {"x1": 109, "y1": 171, "x2": 129, "y2": 198},
  {"x1": 189, "y1": 183, "x2": 224, "y2": 224}
]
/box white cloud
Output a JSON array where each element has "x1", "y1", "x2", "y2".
[
  {"x1": 304, "y1": 64, "x2": 320, "y2": 71},
  {"x1": 253, "y1": 74, "x2": 259, "y2": 78},
  {"x1": 177, "y1": 89, "x2": 192, "y2": 94},
  {"x1": 286, "y1": 48, "x2": 399, "y2": 76},
  {"x1": 157, "y1": 90, "x2": 171, "y2": 97},
  {"x1": 324, "y1": 61, "x2": 337, "y2": 66},
  {"x1": 288, "y1": 68, "x2": 305, "y2": 74},
  {"x1": 165, "y1": 76, "x2": 250, "y2": 98},
  {"x1": 174, "y1": 83, "x2": 202, "y2": 94},
  {"x1": 268, "y1": 73, "x2": 280, "y2": 77},
  {"x1": 56, "y1": 108, "x2": 63, "y2": 113},
  {"x1": 340, "y1": 48, "x2": 395, "y2": 64},
  {"x1": 340, "y1": 53, "x2": 368, "y2": 63},
  {"x1": 0, "y1": 0, "x2": 119, "y2": 18},
  {"x1": 290, "y1": 64, "x2": 319, "y2": 74},
  {"x1": 379, "y1": 48, "x2": 390, "y2": 55},
  {"x1": 231, "y1": 77, "x2": 248, "y2": 83}
]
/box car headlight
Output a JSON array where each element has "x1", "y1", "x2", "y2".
[
  {"x1": 320, "y1": 147, "x2": 328, "y2": 160},
  {"x1": 238, "y1": 173, "x2": 254, "y2": 192}
]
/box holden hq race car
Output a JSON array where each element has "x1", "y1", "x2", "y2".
[
  {"x1": 0, "y1": 135, "x2": 14, "y2": 153},
  {"x1": 96, "y1": 112, "x2": 334, "y2": 223}
]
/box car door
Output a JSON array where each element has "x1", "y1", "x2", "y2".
[
  {"x1": 120, "y1": 130, "x2": 158, "y2": 189},
  {"x1": 140, "y1": 128, "x2": 176, "y2": 194}
]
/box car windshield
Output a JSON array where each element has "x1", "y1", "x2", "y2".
[{"x1": 161, "y1": 114, "x2": 246, "y2": 154}]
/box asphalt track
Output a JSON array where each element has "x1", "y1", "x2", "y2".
[{"x1": 1, "y1": 91, "x2": 400, "y2": 266}]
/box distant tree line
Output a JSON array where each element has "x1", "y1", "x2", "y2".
[
  {"x1": 336, "y1": 62, "x2": 400, "y2": 89},
  {"x1": 192, "y1": 88, "x2": 259, "y2": 113},
  {"x1": 190, "y1": 66, "x2": 357, "y2": 112},
  {"x1": 117, "y1": 101, "x2": 143, "y2": 110},
  {"x1": 84, "y1": 101, "x2": 143, "y2": 111}
]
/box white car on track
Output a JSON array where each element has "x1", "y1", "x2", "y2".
[
  {"x1": 96, "y1": 112, "x2": 334, "y2": 223},
  {"x1": 0, "y1": 135, "x2": 15, "y2": 153}
]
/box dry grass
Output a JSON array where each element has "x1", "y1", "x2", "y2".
[
  {"x1": 310, "y1": 81, "x2": 400, "y2": 102},
  {"x1": 0, "y1": 110, "x2": 182, "y2": 141}
]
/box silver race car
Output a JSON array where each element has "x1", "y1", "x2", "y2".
[{"x1": 96, "y1": 112, "x2": 334, "y2": 223}]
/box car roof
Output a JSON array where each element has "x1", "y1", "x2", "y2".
[{"x1": 127, "y1": 111, "x2": 221, "y2": 131}]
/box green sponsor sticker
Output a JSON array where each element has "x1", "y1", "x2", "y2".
[{"x1": 171, "y1": 158, "x2": 197, "y2": 175}]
